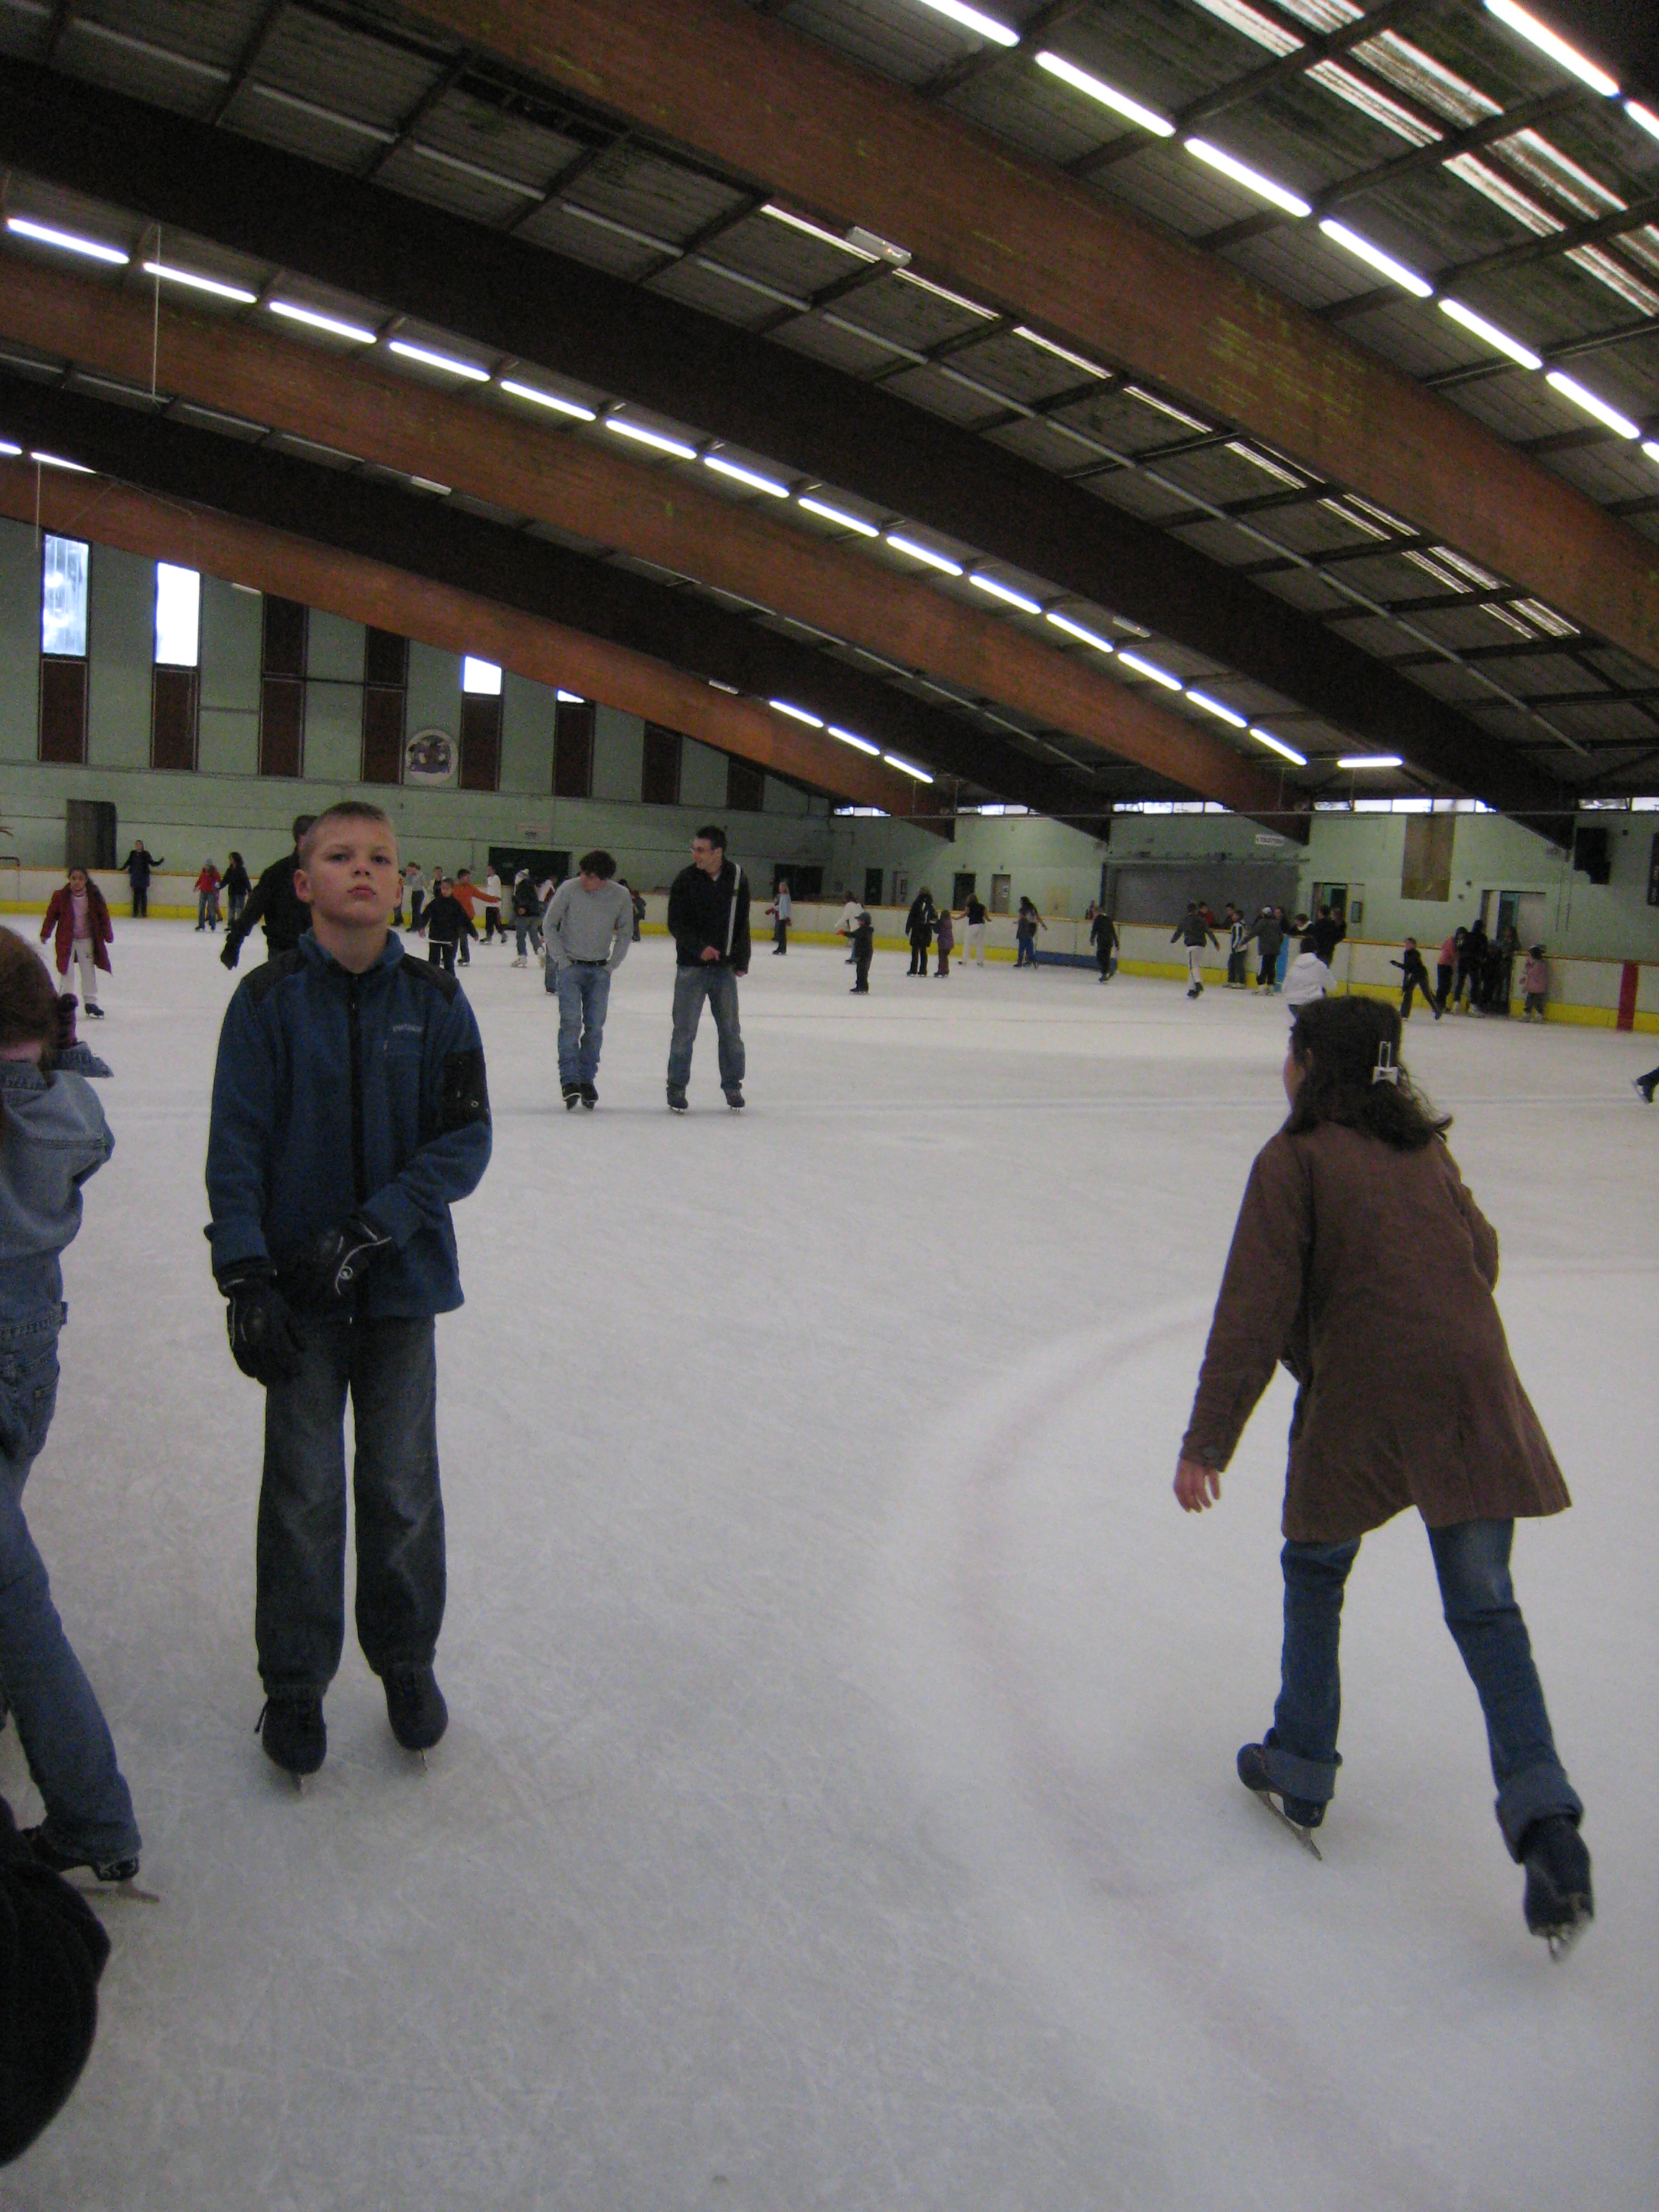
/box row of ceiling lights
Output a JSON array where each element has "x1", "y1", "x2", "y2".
[
  {"x1": 0, "y1": 215, "x2": 1382, "y2": 780},
  {"x1": 909, "y1": 0, "x2": 1659, "y2": 465}
]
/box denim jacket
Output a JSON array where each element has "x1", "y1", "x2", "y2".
[
  {"x1": 205, "y1": 934, "x2": 491, "y2": 1316},
  {"x1": 0, "y1": 1062, "x2": 114, "y2": 1344}
]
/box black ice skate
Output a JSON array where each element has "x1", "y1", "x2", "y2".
[
  {"x1": 23, "y1": 1825, "x2": 153, "y2": 1900},
  {"x1": 1237, "y1": 1742, "x2": 1323, "y2": 1859},
  {"x1": 724, "y1": 1089, "x2": 746, "y2": 1110},
  {"x1": 667, "y1": 1086, "x2": 688, "y2": 1113},
  {"x1": 385, "y1": 1665, "x2": 448, "y2": 1755},
  {"x1": 1521, "y1": 1815, "x2": 1593, "y2": 1958},
  {"x1": 580, "y1": 1083, "x2": 598, "y2": 1110},
  {"x1": 562, "y1": 1084, "x2": 581, "y2": 1110},
  {"x1": 258, "y1": 1694, "x2": 326, "y2": 1782}
]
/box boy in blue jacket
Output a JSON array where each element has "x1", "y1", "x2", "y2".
[{"x1": 206, "y1": 803, "x2": 491, "y2": 1779}]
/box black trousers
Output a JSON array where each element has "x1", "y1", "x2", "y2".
[
  {"x1": 428, "y1": 940, "x2": 457, "y2": 974},
  {"x1": 482, "y1": 909, "x2": 505, "y2": 942},
  {"x1": 853, "y1": 952, "x2": 871, "y2": 992},
  {"x1": 773, "y1": 920, "x2": 788, "y2": 954},
  {"x1": 130, "y1": 886, "x2": 148, "y2": 918},
  {"x1": 908, "y1": 941, "x2": 928, "y2": 974}
]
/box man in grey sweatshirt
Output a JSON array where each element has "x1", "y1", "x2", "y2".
[{"x1": 542, "y1": 850, "x2": 634, "y2": 1108}]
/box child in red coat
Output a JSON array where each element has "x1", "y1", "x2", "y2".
[{"x1": 38, "y1": 870, "x2": 112, "y2": 1019}]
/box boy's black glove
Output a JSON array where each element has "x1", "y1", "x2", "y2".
[
  {"x1": 220, "y1": 935, "x2": 243, "y2": 971},
  {"x1": 217, "y1": 1261, "x2": 304, "y2": 1385},
  {"x1": 287, "y1": 1214, "x2": 392, "y2": 1307}
]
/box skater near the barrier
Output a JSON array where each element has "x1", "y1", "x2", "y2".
[
  {"x1": 1225, "y1": 905, "x2": 1249, "y2": 989},
  {"x1": 1090, "y1": 907, "x2": 1118, "y2": 984},
  {"x1": 38, "y1": 869, "x2": 111, "y2": 1020},
  {"x1": 117, "y1": 841, "x2": 161, "y2": 920},
  {"x1": 1436, "y1": 929, "x2": 1461, "y2": 1016},
  {"x1": 422, "y1": 877, "x2": 473, "y2": 976},
  {"x1": 906, "y1": 890, "x2": 935, "y2": 978},
  {"x1": 222, "y1": 817, "x2": 316, "y2": 969},
  {"x1": 963, "y1": 890, "x2": 989, "y2": 967},
  {"x1": 766, "y1": 879, "x2": 792, "y2": 956},
  {"x1": 935, "y1": 904, "x2": 955, "y2": 976},
  {"x1": 542, "y1": 850, "x2": 633, "y2": 1109},
  {"x1": 206, "y1": 802, "x2": 492, "y2": 1779},
  {"x1": 1174, "y1": 996, "x2": 1591, "y2": 1952},
  {"x1": 1393, "y1": 937, "x2": 1441, "y2": 1021},
  {"x1": 839, "y1": 894, "x2": 863, "y2": 964},
  {"x1": 1172, "y1": 903, "x2": 1219, "y2": 999},
  {"x1": 222, "y1": 852, "x2": 251, "y2": 932},
  {"x1": 1015, "y1": 896, "x2": 1046, "y2": 970},
  {"x1": 0, "y1": 931, "x2": 143, "y2": 1889},
  {"x1": 194, "y1": 863, "x2": 222, "y2": 932},
  {"x1": 849, "y1": 906, "x2": 873, "y2": 994},
  {"x1": 1246, "y1": 905, "x2": 1283, "y2": 994},
  {"x1": 1522, "y1": 948, "x2": 1550, "y2": 1024},
  {"x1": 666, "y1": 826, "x2": 749, "y2": 1113}
]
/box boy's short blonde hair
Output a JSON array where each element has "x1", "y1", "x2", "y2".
[{"x1": 297, "y1": 801, "x2": 395, "y2": 870}]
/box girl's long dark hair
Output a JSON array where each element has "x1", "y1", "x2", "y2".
[{"x1": 1286, "y1": 996, "x2": 1451, "y2": 1151}]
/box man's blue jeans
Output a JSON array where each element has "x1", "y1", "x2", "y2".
[
  {"x1": 256, "y1": 1312, "x2": 444, "y2": 1696},
  {"x1": 668, "y1": 965, "x2": 745, "y2": 1095},
  {"x1": 553, "y1": 962, "x2": 611, "y2": 1088},
  {"x1": 1265, "y1": 1519, "x2": 1581, "y2": 1856},
  {"x1": 0, "y1": 1320, "x2": 140, "y2": 1862}
]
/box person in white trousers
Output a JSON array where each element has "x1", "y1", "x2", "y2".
[{"x1": 38, "y1": 868, "x2": 112, "y2": 1017}]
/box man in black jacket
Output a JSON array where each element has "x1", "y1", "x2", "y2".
[
  {"x1": 221, "y1": 815, "x2": 316, "y2": 969},
  {"x1": 666, "y1": 826, "x2": 750, "y2": 1112},
  {"x1": 118, "y1": 840, "x2": 162, "y2": 918},
  {"x1": 1089, "y1": 908, "x2": 1119, "y2": 984}
]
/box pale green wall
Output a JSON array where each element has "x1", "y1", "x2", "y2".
[{"x1": 0, "y1": 521, "x2": 39, "y2": 768}]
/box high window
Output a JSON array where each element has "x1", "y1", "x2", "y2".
[
  {"x1": 553, "y1": 696, "x2": 595, "y2": 799},
  {"x1": 259, "y1": 595, "x2": 307, "y2": 778},
  {"x1": 38, "y1": 534, "x2": 89, "y2": 763},
  {"x1": 151, "y1": 563, "x2": 200, "y2": 770},
  {"x1": 361, "y1": 629, "x2": 408, "y2": 784},
  {"x1": 459, "y1": 657, "x2": 501, "y2": 791},
  {"x1": 641, "y1": 723, "x2": 682, "y2": 807},
  {"x1": 726, "y1": 756, "x2": 765, "y2": 812}
]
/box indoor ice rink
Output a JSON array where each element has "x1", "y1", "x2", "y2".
[{"x1": 0, "y1": 925, "x2": 1652, "y2": 2211}]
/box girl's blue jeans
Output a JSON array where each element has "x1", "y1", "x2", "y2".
[
  {"x1": 1264, "y1": 1518, "x2": 1581, "y2": 1858},
  {"x1": 0, "y1": 1318, "x2": 140, "y2": 1861}
]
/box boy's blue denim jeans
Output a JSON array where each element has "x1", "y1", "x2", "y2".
[
  {"x1": 667, "y1": 966, "x2": 745, "y2": 1096},
  {"x1": 552, "y1": 963, "x2": 612, "y2": 1088},
  {"x1": 0, "y1": 1316, "x2": 140, "y2": 1862},
  {"x1": 1264, "y1": 1518, "x2": 1581, "y2": 1857},
  {"x1": 256, "y1": 1311, "x2": 444, "y2": 1697}
]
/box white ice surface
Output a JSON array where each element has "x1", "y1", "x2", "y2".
[{"x1": 1, "y1": 926, "x2": 1653, "y2": 2212}]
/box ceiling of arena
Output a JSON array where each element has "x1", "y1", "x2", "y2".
[{"x1": 1, "y1": 0, "x2": 1657, "y2": 834}]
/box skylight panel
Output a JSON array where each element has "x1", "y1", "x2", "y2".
[
  {"x1": 1274, "y1": 0, "x2": 1362, "y2": 29},
  {"x1": 1184, "y1": 0, "x2": 1303, "y2": 59},
  {"x1": 1512, "y1": 599, "x2": 1578, "y2": 636},
  {"x1": 1306, "y1": 61, "x2": 1442, "y2": 147},
  {"x1": 406, "y1": 143, "x2": 546, "y2": 199},
  {"x1": 1494, "y1": 130, "x2": 1625, "y2": 217},
  {"x1": 1482, "y1": 601, "x2": 1534, "y2": 639},
  {"x1": 1318, "y1": 497, "x2": 1389, "y2": 540},
  {"x1": 1033, "y1": 53, "x2": 1174, "y2": 138},
  {"x1": 1619, "y1": 226, "x2": 1659, "y2": 276},
  {"x1": 1354, "y1": 34, "x2": 1501, "y2": 127},
  {"x1": 1346, "y1": 494, "x2": 1414, "y2": 534},
  {"x1": 1432, "y1": 547, "x2": 1502, "y2": 590},
  {"x1": 1012, "y1": 327, "x2": 1110, "y2": 377},
  {"x1": 892, "y1": 269, "x2": 997, "y2": 318},
  {"x1": 1445, "y1": 154, "x2": 1563, "y2": 235},
  {"x1": 1123, "y1": 386, "x2": 1212, "y2": 434},
  {"x1": 1483, "y1": 2, "x2": 1619, "y2": 99},
  {"x1": 1403, "y1": 550, "x2": 1472, "y2": 590},
  {"x1": 1226, "y1": 442, "x2": 1305, "y2": 488},
  {"x1": 1565, "y1": 246, "x2": 1659, "y2": 318}
]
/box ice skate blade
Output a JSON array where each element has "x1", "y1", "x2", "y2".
[
  {"x1": 73, "y1": 1876, "x2": 160, "y2": 1905},
  {"x1": 1539, "y1": 1906, "x2": 1591, "y2": 1960},
  {"x1": 1250, "y1": 1787, "x2": 1323, "y2": 1860}
]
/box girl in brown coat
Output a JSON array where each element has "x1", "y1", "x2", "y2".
[{"x1": 1175, "y1": 997, "x2": 1591, "y2": 1951}]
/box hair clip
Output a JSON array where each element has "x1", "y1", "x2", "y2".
[{"x1": 1372, "y1": 1042, "x2": 1400, "y2": 1087}]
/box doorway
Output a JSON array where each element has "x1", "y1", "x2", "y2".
[
  {"x1": 1312, "y1": 881, "x2": 1348, "y2": 925},
  {"x1": 952, "y1": 871, "x2": 976, "y2": 907},
  {"x1": 1482, "y1": 889, "x2": 1551, "y2": 945},
  {"x1": 863, "y1": 866, "x2": 884, "y2": 906},
  {"x1": 990, "y1": 873, "x2": 1012, "y2": 914}
]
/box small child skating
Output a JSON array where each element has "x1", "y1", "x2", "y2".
[
  {"x1": 1171, "y1": 903, "x2": 1219, "y2": 998},
  {"x1": 1174, "y1": 997, "x2": 1591, "y2": 1952},
  {"x1": 849, "y1": 908, "x2": 873, "y2": 994},
  {"x1": 1521, "y1": 946, "x2": 1549, "y2": 1022},
  {"x1": 1391, "y1": 937, "x2": 1440, "y2": 1020},
  {"x1": 0, "y1": 931, "x2": 142, "y2": 1889},
  {"x1": 206, "y1": 803, "x2": 493, "y2": 1779},
  {"x1": 1282, "y1": 934, "x2": 1331, "y2": 1020},
  {"x1": 38, "y1": 868, "x2": 112, "y2": 1020},
  {"x1": 934, "y1": 906, "x2": 954, "y2": 976}
]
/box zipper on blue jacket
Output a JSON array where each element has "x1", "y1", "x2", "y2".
[{"x1": 346, "y1": 976, "x2": 367, "y2": 1208}]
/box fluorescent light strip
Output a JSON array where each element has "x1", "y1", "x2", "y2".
[
  {"x1": 1251, "y1": 727, "x2": 1307, "y2": 765},
  {"x1": 1483, "y1": 1, "x2": 1618, "y2": 98},
  {"x1": 969, "y1": 572, "x2": 1043, "y2": 615},
  {"x1": 1123, "y1": 385, "x2": 1211, "y2": 433},
  {"x1": 247, "y1": 82, "x2": 397, "y2": 143},
  {"x1": 892, "y1": 270, "x2": 997, "y2": 318},
  {"x1": 1012, "y1": 325, "x2": 1109, "y2": 378},
  {"x1": 1546, "y1": 369, "x2": 1640, "y2": 439},
  {"x1": 1437, "y1": 297, "x2": 1542, "y2": 370},
  {"x1": 884, "y1": 752, "x2": 935, "y2": 783},
  {"x1": 1629, "y1": 102, "x2": 1659, "y2": 144},
  {"x1": 1187, "y1": 688, "x2": 1247, "y2": 728},
  {"x1": 1226, "y1": 441, "x2": 1305, "y2": 488},
  {"x1": 559, "y1": 204, "x2": 681, "y2": 257},
  {"x1": 6, "y1": 216, "x2": 128, "y2": 266},
  {"x1": 141, "y1": 260, "x2": 256, "y2": 304},
  {"x1": 770, "y1": 699, "x2": 824, "y2": 727},
  {"x1": 761, "y1": 204, "x2": 876, "y2": 259},
  {"x1": 32, "y1": 451, "x2": 91, "y2": 473},
  {"x1": 1118, "y1": 650, "x2": 1183, "y2": 691},
  {"x1": 696, "y1": 261, "x2": 811, "y2": 312},
  {"x1": 1338, "y1": 753, "x2": 1403, "y2": 769},
  {"x1": 0, "y1": 441, "x2": 19, "y2": 457},
  {"x1": 388, "y1": 339, "x2": 489, "y2": 381},
  {"x1": 498, "y1": 379, "x2": 596, "y2": 421},
  {"x1": 1318, "y1": 218, "x2": 1431, "y2": 297},
  {"x1": 408, "y1": 476, "x2": 450, "y2": 495},
  {"x1": 604, "y1": 418, "x2": 699, "y2": 461},
  {"x1": 406, "y1": 142, "x2": 545, "y2": 199},
  {"x1": 267, "y1": 300, "x2": 377, "y2": 343},
  {"x1": 1033, "y1": 51, "x2": 1174, "y2": 136},
  {"x1": 1184, "y1": 140, "x2": 1312, "y2": 218},
  {"x1": 704, "y1": 454, "x2": 791, "y2": 497},
  {"x1": 798, "y1": 496, "x2": 880, "y2": 538},
  {"x1": 886, "y1": 531, "x2": 963, "y2": 576},
  {"x1": 912, "y1": 0, "x2": 1019, "y2": 48},
  {"x1": 1044, "y1": 611, "x2": 1115, "y2": 653},
  {"x1": 828, "y1": 725, "x2": 881, "y2": 755},
  {"x1": 1645, "y1": 440, "x2": 1659, "y2": 467}
]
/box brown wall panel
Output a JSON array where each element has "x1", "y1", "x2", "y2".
[
  {"x1": 151, "y1": 665, "x2": 198, "y2": 771},
  {"x1": 38, "y1": 655, "x2": 86, "y2": 763},
  {"x1": 361, "y1": 684, "x2": 405, "y2": 785},
  {"x1": 553, "y1": 698, "x2": 594, "y2": 799},
  {"x1": 459, "y1": 692, "x2": 500, "y2": 792},
  {"x1": 259, "y1": 675, "x2": 304, "y2": 778},
  {"x1": 642, "y1": 723, "x2": 681, "y2": 808}
]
